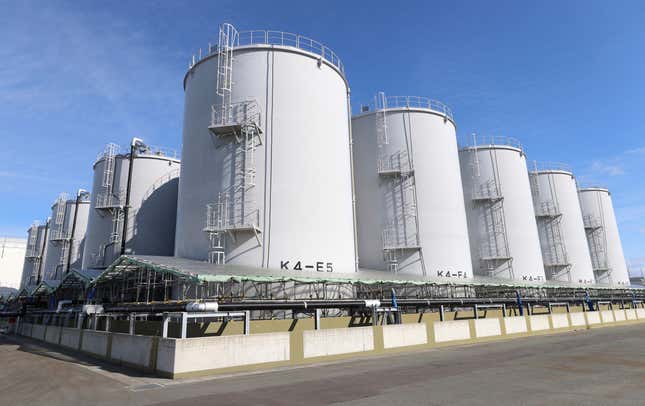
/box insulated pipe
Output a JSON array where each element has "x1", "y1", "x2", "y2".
[
  {"x1": 65, "y1": 189, "x2": 87, "y2": 275},
  {"x1": 120, "y1": 138, "x2": 140, "y2": 255},
  {"x1": 102, "y1": 296, "x2": 604, "y2": 314},
  {"x1": 346, "y1": 88, "x2": 360, "y2": 272},
  {"x1": 185, "y1": 302, "x2": 219, "y2": 312},
  {"x1": 36, "y1": 219, "x2": 50, "y2": 284}
]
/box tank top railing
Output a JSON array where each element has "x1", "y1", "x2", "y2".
[
  {"x1": 375, "y1": 96, "x2": 453, "y2": 120},
  {"x1": 461, "y1": 135, "x2": 523, "y2": 153},
  {"x1": 529, "y1": 161, "x2": 572, "y2": 174},
  {"x1": 193, "y1": 29, "x2": 345, "y2": 75}
]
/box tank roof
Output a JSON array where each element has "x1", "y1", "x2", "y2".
[
  {"x1": 354, "y1": 95, "x2": 454, "y2": 123},
  {"x1": 529, "y1": 162, "x2": 573, "y2": 176},
  {"x1": 459, "y1": 135, "x2": 524, "y2": 154},
  {"x1": 579, "y1": 186, "x2": 610, "y2": 194},
  {"x1": 188, "y1": 26, "x2": 345, "y2": 79}
]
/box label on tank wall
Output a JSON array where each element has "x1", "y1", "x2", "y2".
[
  {"x1": 521, "y1": 275, "x2": 545, "y2": 282},
  {"x1": 436, "y1": 270, "x2": 468, "y2": 279},
  {"x1": 280, "y1": 260, "x2": 333, "y2": 272}
]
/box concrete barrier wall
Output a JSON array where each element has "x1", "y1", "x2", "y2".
[
  {"x1": 433, "y1": 320, "x2": 471, "y2": 342},
  {"x1": 17, "y1": 307, "x2": 645, "y2": 379},
  {"x1": 60, "y1": 328, "x2": 81, "y2": 350},
  {"x1": 613, "y1": 309, "x2": 626, "y2": 322},
  {"x1": 503, "y1": 316, "x2": 528, "y2": 335},
  {"x1": 44, "y1": 325, "x2": 61, "y2": 344},
  {"x1": 600, "y1": 310, "x2": 615, "y2": 323},
  {"x1": 550, "y1": 313, "x2": 570, "y2": 329},
  {"x1": 31, "y1": 324, "x2": 46, "y2": 341},
  {"x1": 569, "y1": 312, "x2": 586, "y2": 327},
  {"x1": 110, "y1": 333, "x2": 154, "y2": 369},
  {"x1": 528, "y1": 315, "x2": 551, "y2": 331},
  {"x1": 19, "y1": 323, "x2": 32, "y2": 336},
  {"x1": 625, "y1": 309, "x2": 638, "y2": 321},
  {"x1": 304, "y1": 327, "x2": 373, "y2": 358},
  {"x1": 473, "y1": 318, "x2": 501, "y2": 338},
  {"x1": 382, "y1": 323, "x2": 427, "y2": 349},
  {"x1": 586, "y1": 311, "x2": 602, "y2": 325},
  {"x1": 81, "y1": 330, "x2": 109, "y2": 357},
  {"x1": 158, "y1": 332, "x2": 290, "y2": 375}
]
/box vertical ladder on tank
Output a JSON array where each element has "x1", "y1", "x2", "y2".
[
  {"x1": 57, "y1": 241, "x2": 69, "y2": 279},
  {"x1": 471, "y1": 146, "x2": 513, "y2": 278},
  {"x1": 531, "y1": 172, "x2": 570, "y2": 280},
  {"x1": 102, "y1": 143, "x2": 118, "y2": 191},
  {"x1": 215, "y1": 23, "x2": 238, "y2": 125},
  {"x1": 26, "y1": 223, "x2": 39, "y2": 258}
]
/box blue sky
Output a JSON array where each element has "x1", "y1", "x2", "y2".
[{"x1": 1, "y1": 1, "x2": 644, "y2": 273}]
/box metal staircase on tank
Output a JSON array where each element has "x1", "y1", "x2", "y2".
[
  {"x1": 529, "y1": 171, "x2": 571, "y2": 280},
  {"x1": 471, "y1": 144, "x2": 513, "y2": 278},
  {"x1": 94, "y1": 143, "x2": 125, "y2": 267},
  {"x1": 583, "y1": 214, "x2": 611, "y2": 283},
  {"x1": 204, "y1": 23, "x2": 263, "y2": 265},
  {"x1": 375, "y1": 92, "x2": 422, "y2": 274},
  {"x1": 25, "y1": 223, "x2": 40, "y2": 260}
]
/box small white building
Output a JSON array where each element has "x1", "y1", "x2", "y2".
[{"x1": 0, "y1": 237, "x2": 27, "y2": 290}]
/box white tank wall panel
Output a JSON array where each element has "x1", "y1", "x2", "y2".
[
  {"x1": 459, "y1": 146, "x2": 545, "y2": 282},
  {"x1": 83, "y1": 155, "x2": 180, "y2": 269},
  {"x1": 175, "y1": 45, "x2": 357, "y2": 272},
  {"x1": 578, "y1": 188, "x2": 630, "y2": 285},
  {"x1": 352, "y1": 108, "x2": 472, "y2": 279},
  {"x1": 530, "y1": 171, "x2": 595, "y2": 284},
  {"x1": 42, "y1": 199, "x2": 90, "y2": 281}
]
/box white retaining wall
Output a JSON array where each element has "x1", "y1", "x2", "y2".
[
  {"x1": 110, "y1": 333, "x2": 154, "y2": 368},
  {"x1": 44, "y1": 325, "x2": 61, "y2": 344},
  {"x1": 550, "y1": 313, "x2": 570, "y2": 329},
  {"x1": 81, "y1": 330, "x2": 109, "y2": 357},
  {"x1": 382, "y1": 323, "x2": 427, "y2": 349},
  {"x1": 60, "y1": 328, "x2": 81, "y2": 349},
  {"x1": 613, "y1": 309, "x2": 626, "y2": 322},
  {"x1": 625, "y1": 309, "x2": 638, "y2": 320},
  {"x1": 304, "y1": 327, "x2": 373, "y2": 358},
  {"x1": 433, "y1": 320, "x2": 471, "y2": 342},
  {"x1": 31, "y1": 324, "x2": 46, "y2": 340},
  {"x1": 600, "y1": 310, "x2": 615, "y2": 323},
  {"x1": 503, "y1": 316, "x2": 528, "y2": 334},
  {"x1": 473, "y1": 318, "x2": 502, "y2": 338},
  {"x1": 157, "y1": 332, "x2": 290, "y2": 375},
  {"x1": 569, "y1": 312, "x2": 586, "y2": 327},
  {"x1": 529, "y1": 315, "x2": 550, "y2": 331},
  {"x1": 586, "y1": 311, "x2": 602, "y2": 325}
]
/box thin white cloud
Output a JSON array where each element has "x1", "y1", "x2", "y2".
[
  {"x1": 626, "y1": 146, "x2": 645, "y2": 155},
  {"x1": 590, "y1": 160, "x2": 624, "y2": 176}
]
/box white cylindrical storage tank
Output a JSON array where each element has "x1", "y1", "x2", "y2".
[
  {"x1": 42, "y1": 191, "x2": 91, "y2": 281},
  {"x1": 352, "y1": 95, "x2": 472, "y2": 279},
  {"x1": 21, "y1": 220, "x2": 50, "y2": 287},
  {"x1": 459, "y1": 137, "x2": 546, "y2": 282},
  {"x1": 175, "y1": 24, "x2": 357, "y2": 273},
  {"x1": 528, "y1": 165, "x2": 595, "y2": 284},
  {"x1": 82, "y1": 140, "x2": 180, "y2": 269},
  {"x1": 578, "y1": 187, "x2": 630, "y2": 285}
]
